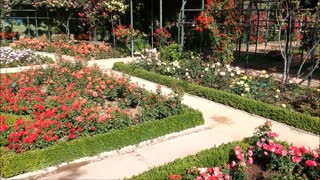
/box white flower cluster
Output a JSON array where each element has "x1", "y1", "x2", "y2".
[
  {"x1": 207, "y1": 62, "x2": 243, "y2": 77},
  {"x1": 105, "y1": 0, "x2": 128, "y2": 16},
  {"x1": 0, "y1": 47, "x2": 51, "y2": 67},
  {"x1": 231, "y1": 75, "x2": 253, "y2": 96},
  {"x1": 259, "y1": 70, "x2": 270, "y2": 78},
  {"x1": 164, "y1": 60, "x2": 181, "y2": 74},
  {"x1": 138, "y1": 48, "x2": 160, "y2": 65}
]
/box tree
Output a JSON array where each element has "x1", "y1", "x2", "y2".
[
  {"x1": 275, "y1": 0, "x2": 319, "y2": 85},
  {"x1": 79, "y1": 0, "x2": 128, "y2": 42},
  {"x1": 33, "y1": 0, "x2": 82, "y2": 40}
]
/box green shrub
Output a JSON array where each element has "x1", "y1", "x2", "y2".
[
  {"x1": 0, "y1": 108, "x2": 204, "y2": 178},
  {"x1": 113, "y1": 62, "x2": 320, "y2": 135},
  {"x1": 159, "y1": 43, "x2": 184, "y2": 62},
  {"x1": 131, "y1": 141, "x2": 249, "y2": 180}
]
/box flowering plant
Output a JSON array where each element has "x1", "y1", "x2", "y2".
[
  {"x1": 131, "y1": 48, "x2": 319, "y2": 116},
  {"x1": 168, "y1": 120, "x2": 320, "y2": 179},
  {"x1": 0, "y1": 47, "x2": 54, "y2": 68},
  {"x1": 0, "y1": 60, "x2": 182, "y2": 153},
  {"x1": 153, "y1": 28, "x2": 171, "y2": 47},
  {"x1": 13, "y1": 38, "x2": 113, "y2": 60},
  {"x1": 112, "y1": 25, "x2": 136, "y2": 44},
  {"x1": 195, "y1": 0, "x2": 243, "y2": 64}
]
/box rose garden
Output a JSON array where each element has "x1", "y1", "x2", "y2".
[{"x1": 0, "y1": 0, "x2": 319, "y2": 179}]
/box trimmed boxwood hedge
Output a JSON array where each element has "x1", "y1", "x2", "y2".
[
  {"x1": 0, "y1": 108, "x2": 204, "y2": 178},
  {"x1": 131, "y1": 140, "x2": 249, "y2": 180},
  {"x1": 113, "y1": 62, "x2": 320, "y2": 135}
]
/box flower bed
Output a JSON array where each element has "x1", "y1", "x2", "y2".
[
  {"x1": 0, "y1": 59, "x2": 204, "y2": 177},
  {"x1": 0, "y1": 108, "x2": 203, "y2": 178},
  {"x1": 129, "y1": 46, "x2": 319, "y2": 117},
  {"x1": 0, "y1": 32, "x2": 19, "y2": 40},
  {"x1": 131, "y1": 121, "x2": 320, "y2": 180},
  {"x1": 0, "y1": 59, "x2": 186, "y2": 153},
  {"x1": 12, "y1": 38, "x2": 125, "y2": 60},
  {"x1": 0, "y1": 47, "x2": 54, "y2": 68},
  {"x1": 112, "y1": 62, "x2": 320, "y2": 135}
]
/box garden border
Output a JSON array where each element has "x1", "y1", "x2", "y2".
[
  {"x1": 112, "y1": 62, "x2": 320, "y2": 135},
  {"x1": 0, "y1": 108, "x2": 204, "y2": 178},
  {"x1": 130, "y1": 140, "x2": 249, "y2": 180}
]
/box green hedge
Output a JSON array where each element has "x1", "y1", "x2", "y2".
[
  {"x1": 0, "y1": 108, "x2": 204, "y2": 178},
  {"x1": 131, "y1": 141, "x2": 249, "y2": 180},
  {"x1": 113, "y1": 62, "x2": 320, "y2": 135}
]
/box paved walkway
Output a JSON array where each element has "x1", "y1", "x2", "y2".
[{"x1": 2, "y1": 59, "x2": 319, "y2": 180}]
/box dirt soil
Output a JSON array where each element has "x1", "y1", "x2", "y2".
[
  {"x1": 246, "y1": 164, "x2": 274, "y2": 180},
  {"x1": 233, "y1": 43, "x2": 319, "y2": 88}
]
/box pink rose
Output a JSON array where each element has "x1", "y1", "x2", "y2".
[
  {"x1": 247, "y1": 157, "x2": 253, "y2": 165},
  {"x1": 281, "y1": 150, "x2": 288, "y2": 156},
  {"x1": 75, "y1": 116, "x2": 83, "y2": 122},
  {"x1": 92, "y1": 91, "x2": 98, "y2": 97},
  {"x1": 267, "y1": 132, "x2": 279, "y2": 138},
  {"x1": 224, "y1": 174, "x2": 230, "y2": 180},
  {"x1": 230, "y1": 161, "x2": 236, "y2": 168},
  {"x1": 305, "y1": 160, "x2": 317, "y2": 167},
  {"x1": 292, "y1": 156, "x2": 301, "y2": 163},
  {"x1": 311, "y1": 150, "x2": 318, "y2": 158},
  {"x1": 256, "y1": 141, "x2": 262, "y2": 147}
]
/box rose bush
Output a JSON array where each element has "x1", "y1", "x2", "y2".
[
  {"x1": 13, "y1": 38, "x2": 116, "y2": 60},
  {"x1": 131, "y1": 48, "x2": 319, "y2": 117},
  {"x1": 112, "y1": 25, "x2": 136, "y2": 44},
  {"x1": 153, "y1": 28, "x2": 171, "y2": 47},
  {"x1": 168, "y1": 120, "x2": 320, "y2": 180},
  {"x1": 0, "y1": 60, "x2": 182, "y2": 153}
]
